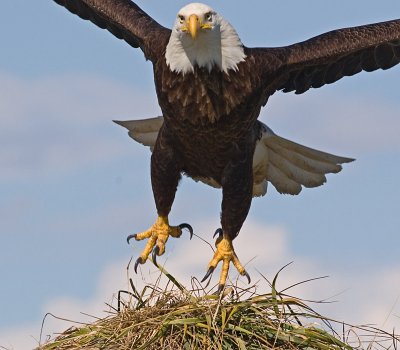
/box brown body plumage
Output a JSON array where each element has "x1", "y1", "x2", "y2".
[
  {"x1": 153, "y1": 56, "x2": 267, "y2": 238},
  {"x1": 53, "y1": 0, "x2": 400, "y2": 288}
]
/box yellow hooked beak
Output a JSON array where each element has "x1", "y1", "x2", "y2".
[{"x1": 188, "y1": 14, "x2": 200, "y2": 39}]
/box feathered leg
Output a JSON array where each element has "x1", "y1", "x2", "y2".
[
  {"x1": 127, "y1": 126, "x2": 193, "y2": 270},
  {"x1": 202, "y1": 147, "x2": 253, "y2": 292}
]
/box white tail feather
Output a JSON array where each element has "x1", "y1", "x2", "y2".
[
  {"x1": 114, "y1": 118, "x2": 354, "y2": 197},
  {"x1": 268, "y1": 148, "x2": 328, "y2": 188},
  {"x1": 266, "y1": 141, "x2": 343, "y2": 174},
  {"x1": 256, "y1": 122, "x2": 354, "y2": 196},
  {"x1": 114, "y1": 117, "x2": 163, "y2": 151},
  {"x1": 266, "y1": 164, "x2": 302, "y2": 195}
]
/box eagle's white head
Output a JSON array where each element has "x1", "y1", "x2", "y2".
[{"x1": 165, "y1": 3, "x2": 246, "y2": 74}]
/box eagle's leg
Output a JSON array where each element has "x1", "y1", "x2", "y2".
[
  {"x1": 202, "y1": 148, "x2": 254, "y2": 292},
  {"x1": 128, "y1": 126, "x2": 191, "y2": 271}
]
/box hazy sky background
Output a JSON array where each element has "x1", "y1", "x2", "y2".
[{"x1": 1, "y1": 1, "x2": 400, "y2": 348}]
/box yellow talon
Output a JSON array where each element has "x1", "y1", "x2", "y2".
[
  {"x1": 202, "y1": 231, "x2": 250, "y2": 293},
  {"x1": 127, "y1": 216, "x2": 193, "y2": 272}
]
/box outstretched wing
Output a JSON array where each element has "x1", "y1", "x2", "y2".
[
  {"x1": 52, "y1": 0, "x2": 171, "y2": 62},
  {"x1": 252, "y1": 19, "x2": 400, "y2": 95}
]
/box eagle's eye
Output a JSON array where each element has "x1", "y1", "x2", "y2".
[
  {"x1": 178, "y1": 14, "x2": 185, "y2": 23},
  {"x1": 205, "y1": 12, "x2": 213, "y2": 22}
]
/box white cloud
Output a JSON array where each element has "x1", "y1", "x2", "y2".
[
  {"x1": 346, "y1": 267, "x2": 400, "y2": 329},
  {"x1": 0, "y1": 324, "x2": 41, "y2": 350},
  {"x1": 0, "y1": 259, "x2": 131, "y2": 350}
]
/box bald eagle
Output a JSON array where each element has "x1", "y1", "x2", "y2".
[{"x1": 53, "y1": 0, "x2": 400, "y2": 292}]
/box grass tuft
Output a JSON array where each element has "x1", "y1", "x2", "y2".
[{"x1": 38, "y1": 263, "x2": 399, "y2": 350}]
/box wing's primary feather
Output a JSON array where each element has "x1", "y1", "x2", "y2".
[
  {"x1": 52, "y1": 0, "x2": 171, "y2": 61},
  {"x1": 253, "y1": 19, "x2": 400, "y2": 95}
]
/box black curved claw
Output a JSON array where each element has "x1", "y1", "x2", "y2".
[
  {"x1": 134, "y1": 257, "x2": 144, "y2": 273},
  {"x1": 179, "y1": 223, "x2": 194, "y2": 239},
  {"x1": 243, "y1": 270, "x2": 251, "y2": 284},
  {"x1": 201, "y1": 266, "x2": 215, "y2": 283},
  {"x1": 152, "y1": 246, "x2": 160, "y2": 267},
  {"x1": 217, "y1": 284, "x2": 225, "y2": 295},
  {"x1": 126, "y1": 234, "x2": 137, "y2": 244},
  {"x1": 213, "y1": 228, "x2": 223, "y2": 239}
]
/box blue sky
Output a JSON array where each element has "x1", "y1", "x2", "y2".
[{"x1": 1, "y1": 1, "x2": 400, "y2": 348}]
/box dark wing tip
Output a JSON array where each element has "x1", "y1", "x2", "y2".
[
  {"x1": 52, "y1": 0, "x2": 143, "y2": 49},
  {"x1": 277, "y1": 19, "x2": 400, "y2": 95}
]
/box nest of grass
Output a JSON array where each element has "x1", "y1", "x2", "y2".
[{"x1": 38, "y1": 263, "x2": 399, "y2": 350}]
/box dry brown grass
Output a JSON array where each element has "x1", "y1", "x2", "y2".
[{"x1": 37, "y1": 263, "x2": 399, "y2": 350}]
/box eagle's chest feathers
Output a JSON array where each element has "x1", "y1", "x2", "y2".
[{"x1": 162, "y1": 68, "x2": 240, "y2": 122}]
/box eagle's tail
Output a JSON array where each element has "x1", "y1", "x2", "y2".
[
  {"x1": 113, "y1": 117, "x2": 163, "y2": 152},
  {"x1": 113, "y1": 117, "x2": 354, "y2": 197},
  {"x1": 253, "y1": 121, "x2": 354, "y2": 196}
]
